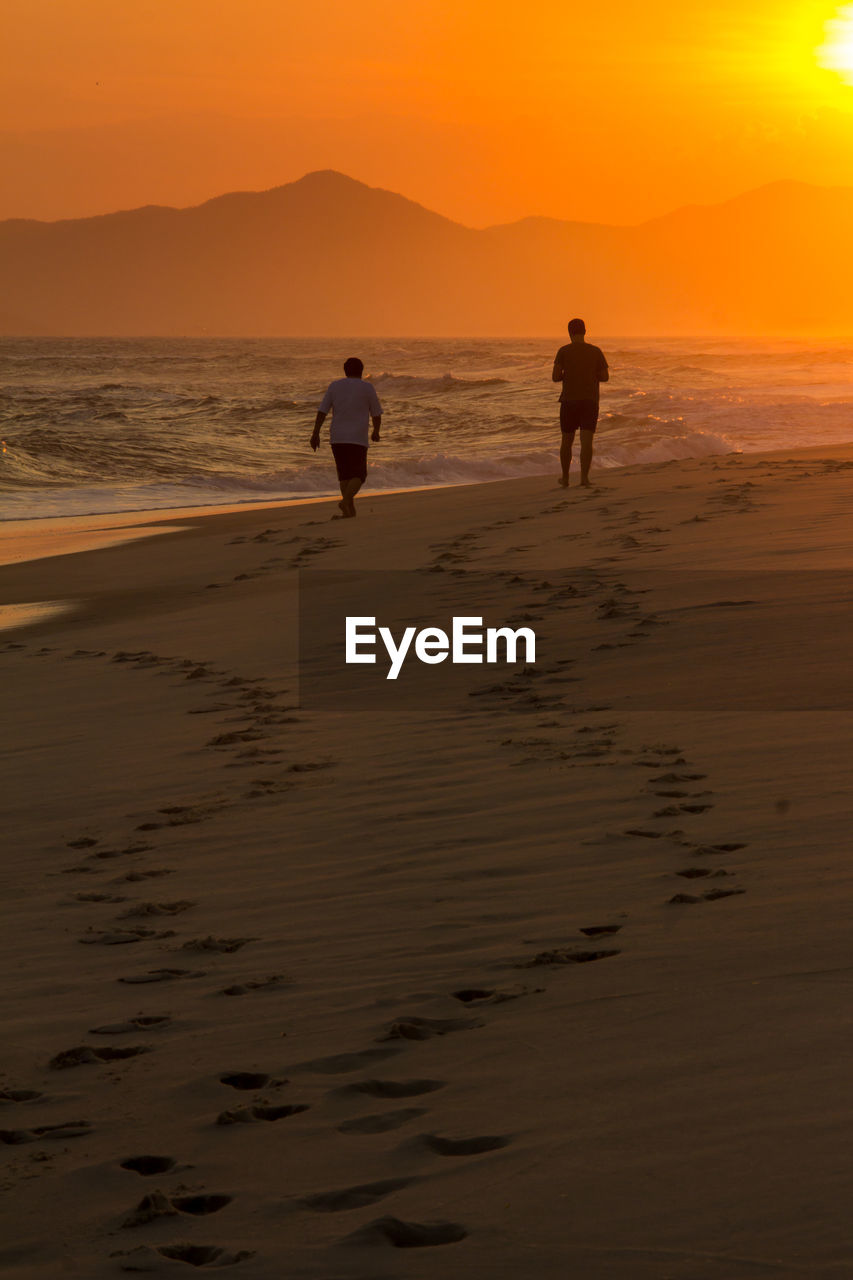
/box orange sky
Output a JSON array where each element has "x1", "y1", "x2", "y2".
[{"x1": 4, "y1": 0, "x2": 853, "y2": 226}]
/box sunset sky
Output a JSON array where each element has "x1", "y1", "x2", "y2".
[{"x1": 4, "y1": 0, "x2": 853, "y2": 227}]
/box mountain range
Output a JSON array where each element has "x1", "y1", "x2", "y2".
[{"x1": 2, "y1": 170, "x2": 852, "y2": 336}]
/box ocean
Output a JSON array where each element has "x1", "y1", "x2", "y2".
[{"x1": 2, "y1": 336, "x2": 853, "y2": 520}]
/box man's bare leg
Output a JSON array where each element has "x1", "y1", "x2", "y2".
[
  {"x1": 339, "y1": 476, "x2": 363, "y2": 517},
  {"x1": 559, "y1": 434, "x2": 573, "y2": 487},
  {"x1": 579, "y1": 430, "x2": 594, "y2": 487}
]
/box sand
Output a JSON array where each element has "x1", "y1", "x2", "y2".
[{"x1": 2, "y1": 446, "x2": 853, "y2": 1279}]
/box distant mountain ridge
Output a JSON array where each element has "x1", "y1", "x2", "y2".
[{"x1": 3, "y1": 170, "x2": 853, "y2": 336}]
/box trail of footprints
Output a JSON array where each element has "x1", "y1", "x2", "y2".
[
  {"x1": 2, "y1": 627, "x2": 342, "y2": 1265},
  {"x1": 2, "y1": 504, "x2": 752, "y2": 1268},
  {"x1": 205, "y1": 526, "x2": 344, "y2": 590},
  {"x1": 445, "y1": 561, "x2": 751, "y2": 912},
  {"x1": 95, "y1": 1014, "x2": 514, "y2": 1266},
  {"x1": 4, "y1": 597, "x2": 537, "y2": 1261}
]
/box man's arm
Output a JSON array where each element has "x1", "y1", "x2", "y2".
[
  {"x1": 598, "y1": 351, "x2": 610, "y2": 384},
  {"x1": 551, "y1": 357, "x2": 564, "y2": 383},
  {"x1": 310, "y1": 410, "x2": 326, "y2": 451},
  {"x1": 367, "y1": 384, "x2": 383, "y2": 441}
]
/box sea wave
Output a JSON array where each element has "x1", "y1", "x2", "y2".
[
  {"x1": 0, "y1": 431, "x2": 741, "y2": 521},
  {"x1": 370, "y1": 371, "x2": 510, "y2": 391},
  {"x1": 3, "y1": 334, "x2": 853, "y2": 519}
]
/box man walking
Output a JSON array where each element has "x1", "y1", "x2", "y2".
[
  {"x1": 552, "y1": 319, "x2": 609, "y2": 488},
  {"x1": 311, "y1": 357, "x2": 382, "y2": 518}
]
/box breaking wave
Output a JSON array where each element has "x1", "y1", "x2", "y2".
[{"x1": 3, "y1": 334, "x2": 853, "y2": 519}]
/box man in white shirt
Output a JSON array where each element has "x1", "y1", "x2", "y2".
[{"x1": 310, "y1": 357, "x2": 383, "y2": 518}]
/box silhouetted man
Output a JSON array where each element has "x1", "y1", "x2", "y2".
[
  {"x1": 552, "y1": 319, "x2": 609, "y2": 488},
  {"x1": 311, "y1": 357, "x2": 382, "y2": 518}
]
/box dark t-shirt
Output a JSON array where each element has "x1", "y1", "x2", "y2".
[{"x1": 553, "y1": 341, "x2": 609, "y2": 402}]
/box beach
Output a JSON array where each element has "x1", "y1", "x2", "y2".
[{"x1": 2, "y1": 446, "x2": 853, "y2": 1279}]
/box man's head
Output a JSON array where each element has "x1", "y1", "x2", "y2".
[
  {"x1": 568, "y1": 318, "x2": 586, "y2": 342},
  {"x1": 343, "y1": 357, "x2": 364, "y2": 378}
]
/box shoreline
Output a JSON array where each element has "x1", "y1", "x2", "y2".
[
  {"x1": 0, "y1": 438, "x2": 846, "y2": 577},
  {"x1": 0, "y1": 480, "x2": 488, "y2": 568},
  {"x1": 3, "y1": 442, "x2": 853, "y2": 1276}
]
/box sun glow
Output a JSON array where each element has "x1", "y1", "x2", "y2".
[{"x1": 817, "y1": 4, "x2": 853, "y2": 83}]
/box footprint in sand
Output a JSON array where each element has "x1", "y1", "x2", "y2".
[
  {"x1": 686, "y1": 842, "x2": 748, "y2": 857},
  {"x1": 137, "y1": 808, "x2": 215, "y2": 831},
  {"x1": 419, "y1": 1133, "x2": 510, "y2": 1157},
  {"x1": 219, "y1": 1072, "x2": 285, "y2": 1091},
  {"x1": 668, "y1": 889, "x2": 746, "y2": 904},
  {"x1": 89, "y1": 1015, "x2": 171, "y2": 1036},
  {"x1": 49, "y1": 1045, "x2": 150, "y2": 1069},
  {"x1": 342, "y1": 1216, "x2": 467, "y2": 1248},
  {"x1": 206, "y1": 730, "x2": 265, "y2": 748},
  {"x1": 115, "y1": 1244, "x2": 254, "y2": 1270},
  {"x1": 1, "y1": 1120, "x2": 93, "y2": 1145},
  {"x1": 121, "y1": 1191, "x2": 233, "y2": 1227},
  {"x1": 79, "y1": 928, "x2": 170, "y2": 945},
  {"x1": 335, "y1": 1079, "x2": 445, "y2": 1100},
  {"x1": 119, "y1": 900, "x2": 196, "y2": 918},
  {"x1": 172, "y1": 1195, "x2": 233, "y2": 1217},
  {"x1": 521, "y1": 947, "x2": 621, "y2": 968},
  {"x1": 633, "y1": 758, "x2": 687, "y2": 769},
  {"x1": 216, "y1": 1104, "x2": 308, "y2": 1125},
  {"x1": 118, "y1": 968, "x2": 206, "y2": 985},
  {"x1": 72, "y1": 892, "x2": 128, "y2": 904},
  {"x1": 451, "y1": 985, "x2": 533, "y2": 1005},
  {"x1": 120, "y1": 869, "x2": 176, "y2": 882},
  {"x1": 337, "y1": 1109, "x2": 428, "y2": 1135},
  {"x1": 297, "y1": 1177, "x2": 413, "y2": 1213},
  {"x1": 0, "y1": 1088, "x2": 43, "y2": 1103},
  {"x1": 379, "y1": 1015, "x2": 484, "y2": 1042},
  {"x1": 180, "y1": 936, "x2": 256, "y2": 954},
  {"x1": 120, "y1": 1155, "x2": 177, "y2": 1176},
  {"x1": 87, "y1": 843, "x2": 154, "y2": 861},
  {"x1": 218, "y1": 974, "x2": 288, "y2": 996},
  {"x1": 293, "y1": 1048, "x2": 401, "y2": 1075}
]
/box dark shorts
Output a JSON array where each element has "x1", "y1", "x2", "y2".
[
  {"x1": 560, "y1": 400, "x2": 599, "y2": 435},
  {"x1": 331, "y1": 442, "x2": 368, "y2": 483}
]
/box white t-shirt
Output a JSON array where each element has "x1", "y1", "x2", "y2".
[{"x1": 318, "y1": 377, "x2": 383, "y2": 447}]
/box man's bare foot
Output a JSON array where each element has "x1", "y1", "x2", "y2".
[
  {"x1": 580, "y1": 479, "x2": 592, "y2": 488},
  {"x1": 558, "y1": 476, "x2": 569, "y2": 488}
]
